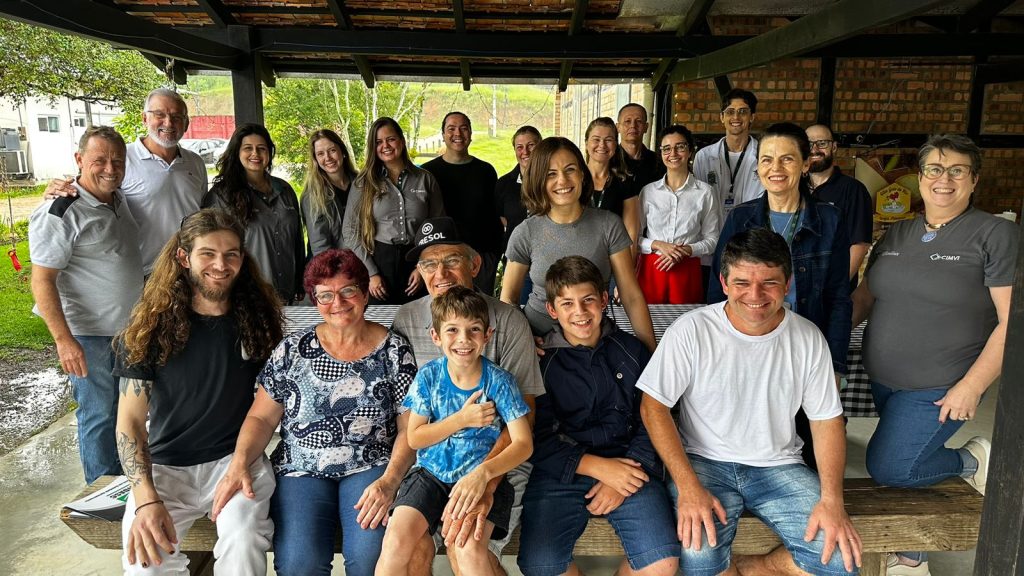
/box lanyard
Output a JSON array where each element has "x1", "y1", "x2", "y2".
[{"x1": 721, "y1": 138, "x2": 750, "y2": 202}]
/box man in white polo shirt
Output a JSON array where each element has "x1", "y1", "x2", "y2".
[
  {"x1": 46, "y1": 88, "x2": 207, "y2": 274},
  {"x1": 30, "y1": 126, "x2": 144, "y2": 484}
]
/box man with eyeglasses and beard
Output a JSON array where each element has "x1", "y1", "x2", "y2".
[
  {"x1": 805, "y1": 124, "x2": 873, "y2": 288},
  {"x1": 392, "y1": 217, "x2": 544, "y2": 576},
  {"x1": 46, "y1": 88, "x2": 208, "y2": 275}
]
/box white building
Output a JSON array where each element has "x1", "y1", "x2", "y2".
[{"x1": 0, "y1": 96, "x2": 122, "y2": 181}]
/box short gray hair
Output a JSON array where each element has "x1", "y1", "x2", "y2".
[
  {"x1": 918, "y1": 134, "x2": 982, "y2": 175},
  {"x1": 144, "y1": 88, "x2": 189, "y2": 115}
]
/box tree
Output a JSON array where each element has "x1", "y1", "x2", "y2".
[
  {"x1": 264, "y1": 78, "x2": 427, "y2": 181},
  {"x1": 0, "y1": 20, "x2": 163, "y2": 132}
]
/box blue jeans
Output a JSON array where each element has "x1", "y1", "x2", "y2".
[
  {"x1": 866, "y1": 381, "x2": 967, "y2": 488},
  {"x1": 69, "y1": 335, "x2": 121, "y2": 484},
  {"x1": 270, "y1": 465, "x2": 387, "y2": 576},
  {"x1": 517, "y1": 472, "x2": 679, "y2": 576},
  {"x1": 670, "y1": 455, "x2": 858, "y2": 576}
]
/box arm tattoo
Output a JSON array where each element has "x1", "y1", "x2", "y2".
[
  {"x1": 119, "y1": 377, "x2": 153, "y2": 400},
  {"x1": 117, "y1": 432, "x2": 153, "y2": 487}
]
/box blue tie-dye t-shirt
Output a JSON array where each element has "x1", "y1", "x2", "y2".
[{"x1": 403, "y1": 356, "x2": 530, "y2": 483}]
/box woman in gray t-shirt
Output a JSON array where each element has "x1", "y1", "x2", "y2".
[{"x1": 500, "y1": 137, "x2": 655, "y2": 351}]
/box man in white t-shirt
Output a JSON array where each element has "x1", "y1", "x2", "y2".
[{"x1": 638, "y1": 228, "x2": 861, "y2": 576}]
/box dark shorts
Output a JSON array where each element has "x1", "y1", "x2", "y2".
[{"x1": 391, "y1": 467, "x2": 515, "y2": 540}]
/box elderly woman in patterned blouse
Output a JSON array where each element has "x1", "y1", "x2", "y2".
[{"x1": 212, "y1": 249, "x2": 417, "y2": 576}]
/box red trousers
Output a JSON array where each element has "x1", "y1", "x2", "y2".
[{"x1": 637, "y1": 253, "x2": 703, "y2": 304}]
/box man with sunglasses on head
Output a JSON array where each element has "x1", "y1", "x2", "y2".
[
  {"x1": 693, "y1": 88, "x2": 763, "y2": 298},
  {"x1": 45, "y1": 88, "x2": 207, "y2": 275},
  {"x1": 806, "y1": 124, "x2": 874, "y2": 289},
  {"x1": 392, "y1": 217, "x2": 544, "y2": 576}
]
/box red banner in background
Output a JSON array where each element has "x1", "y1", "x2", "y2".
[{"x1": 183, "y1": 116, "x2": 235, "y2": 140}]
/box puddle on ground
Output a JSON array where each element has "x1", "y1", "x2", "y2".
[{"x1": 0, "y1": 368, "x2": 72, "y2": 456}]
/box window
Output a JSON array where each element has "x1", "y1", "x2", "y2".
[
  {"x1": 37, "y1": 116, "x2": 60, "y2": 133},
  {"x1": 73, "y1": 117, "x2": 86, "y2": 128}
]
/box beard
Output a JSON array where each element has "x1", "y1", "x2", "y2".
[
  {"x1": 147, "y1": 127, "x2": 180, "y2": 148},
  {"x1": 188, "y1": 268, "x2": 233, "y2": 302},
  {"x1": 809, "y1": 153, "x2": 834, "y2": 173}
]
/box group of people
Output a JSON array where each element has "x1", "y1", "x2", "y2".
[{"x1": 26, "y1": 84, "x2": 1015, "y2": 576}]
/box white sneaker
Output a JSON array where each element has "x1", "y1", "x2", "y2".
[
  {"x1": 886, "y1": 553, "x2": 931, "y2": 576},
  {"x1": 962, "y1": 436, "x2": 991, "y2": 496}
]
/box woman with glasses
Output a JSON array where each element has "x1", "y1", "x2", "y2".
[
  {"x1": 852, "y1": 135, "x2": 1015, "y2": 575},
  {"x1": 213, "y1": 249, "x2": 417, "y2": 576},
  {"x1": 707, "y1": 122, "x2": 851, "y2": 471},
  {"x1": 343, "y1": 117, "x2": 444, "y2": 304},
  {"x1": 636, "y1": 124, "x2": 721, "y2": 304},
  {"x1": 202, "y1": 123, "x2": 305, "y2": 303},
  {"x1": 302, "y1": 129, "x2": 358, "y2": 256}
]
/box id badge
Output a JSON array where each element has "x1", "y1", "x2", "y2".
[{"x1": 724, "y1": 197, "x2": 734, "y2": 206}]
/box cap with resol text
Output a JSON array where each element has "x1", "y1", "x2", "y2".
[{"x1": 405, "y1": 217, "x2": 465, "y2": 261}]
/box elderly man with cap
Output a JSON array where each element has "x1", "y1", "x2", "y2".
[{"x1": 393, "y1": 216, "x2": 544, "y2": 576}]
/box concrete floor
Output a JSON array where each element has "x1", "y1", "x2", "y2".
[{"x1": 0, "y1": 387, "x2": 997, "y2": 575}]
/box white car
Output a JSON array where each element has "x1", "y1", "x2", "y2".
[{"x1": 179, "y1": 138, "x2": 228, "y2": 165}]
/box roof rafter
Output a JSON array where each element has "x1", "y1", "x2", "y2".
[
  {"x1": 324, "y1": 0, "x2": 375, "y2": 88},
  {"x1": 558, "y1": 0, "x2": 589, "y2": 92},
  {"x1": 194, "y1": 0, "x2": 236, "y2": 27},
  {"x1": 453, "y1": 0, "x2": 471, "y2": 91},
  {"x1": 668, "y1": 0, "x2": 953, "y2": 83},
  {"x1": 652, "y1": 0, "x2": 716, "y2": 90},
  {"x1": 958, "y1": 0, "x2": 1016, "y2": 32}
]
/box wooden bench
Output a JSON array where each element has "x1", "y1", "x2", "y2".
[{"x1": 62, "y1": 476, "x2": 982, "y2": 575}]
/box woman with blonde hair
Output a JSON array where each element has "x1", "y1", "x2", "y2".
[
  {"x1": 342, "y1": 117, "x2": 444, "y2": 304},
  {"x1": 301, "y1": 129, "x2": 358, "y2": 256},
  {"x1": 584, "y1": 117, "x2": 641, "y2": 251}
]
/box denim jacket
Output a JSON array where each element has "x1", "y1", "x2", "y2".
[
  {"x1": 532, "y1": 319, "x2": 664, "y2": 483},
  {"x1": 708, "y1": 192, "x2": 852, "y2": 374}
]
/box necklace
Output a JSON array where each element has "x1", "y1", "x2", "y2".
[{"x1": 921, "y1": 207, "x2": 969, "y2": 242}]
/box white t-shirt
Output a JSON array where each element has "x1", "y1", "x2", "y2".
[{"x1": 637, "y1": 302, "x2": 842, "y2": 467}]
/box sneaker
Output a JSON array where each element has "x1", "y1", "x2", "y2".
[
  {"x1": 886, "y1": 553, "x2": 931, "y2": 576},
  {"x1": 962, "y1": 436, "x2": 992, "y2": 496}
]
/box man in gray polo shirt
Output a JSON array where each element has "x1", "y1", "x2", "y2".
[
  {"x1": 46, "y1": 88, "x2": 207, "y2": 274},
  {"x1": 393, "y1": 217, "x2": 544, "y2": 576},
  {"x1": 30, "y1": 126, "x2": 144, "y2": 484}
]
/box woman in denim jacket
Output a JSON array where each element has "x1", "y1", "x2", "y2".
[{"x1": 708, "y1": 122, "x2": 851, "y2": 471}]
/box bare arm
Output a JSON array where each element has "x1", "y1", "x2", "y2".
[
  {"x1": 610, "y1": 248, "x2": 655, "y2": 351},
  {"x1": 849, "y1": 243, "x2": 870, "y2": 281},
  {"x1": 406, "y1": 390, "x2": 495, "y2": 450},
  {"x1": 30, "y1": 265, "x2": 86, "y2": 377},
  {"x1": 622, "y1": 196, "x2": 640, "y2": 260},
  {"x1": 806, "y1": 416, "x2": 861, "y2": 573},
  {"x1": 935, "y1": 285, "x2": 1011, "y2": 422},
  {"x1": 640, "y1": 393, "x2": 726, "y2": 548},
  {"x1": 850, "y1": 277, "x2": 875, "y2": 327},
  {"x1": 211, "y1": 387, "x2": 283, "y2": 520},
  {"x1": 446, "y1": 416, "x2": 533, "y2": 520},
  {"x1": 499, "y1": 261, "x2": 530, "y2": 306},
  {"x1": 355, "y1": 411, "x2": 417, "y2": 529},
  {"x1": 117, "y1": 377, "x2": 177, "y2": 567}
]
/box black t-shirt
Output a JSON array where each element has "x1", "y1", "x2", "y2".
[
  {"x1": 113, "y1": 312, "x2": 264, "y2": 467},
  {"x1": 494, "y1": 166, "x2": 528, "y2": 253},
  {"x1": 624, "y1": 146, "x2": 665, "y2": 190},
  {"x1": 810, "y1": 167, "x2": 873, "y2": 246},
  {"x1": 592, "y1": 173, "x2": 640, "y2": 217},
  {"x1": 422, "y1": 156, "x2": 503, "y2": 254}
]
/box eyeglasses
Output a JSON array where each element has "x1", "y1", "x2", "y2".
[
  {"x1": 145, "y1": 110, "x2": 188, "y2": 123},
  {"x1": 313, "y1": 285, "x2": 362, "y2": 305},
  {"x1": 920, "y1": 164, "x2": 972, "y2": 180},
  {"x1": 809, "y1": 140, "x2": 834, "y2": 149},
  {"x1": 659, "y1": 143, "x2": 690, "y2": 155},
  {"x1": 417, "y1": 254, "x2": 467, "y2": 274},
  {"x1": 722, "y1": 108, "x2": 752, "y2": 118}
]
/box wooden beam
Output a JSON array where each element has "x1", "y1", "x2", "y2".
[
  {"x1": 194, "y1": 0, "x2": 236, "y2": 27},
  {"x1": 976, "y1": 59, "x2": 1024, "y2": 84},
  {"x1": 653, "y1": 0, "x2": 716, "y2": 89},
  {"x1": 667, "y1": 0, "x2": 952, "y2": 83},
  {"x1": 958, "y1": 0, "x2": 1016, "y2": 33},
  {"x1": 558, "y1": 0, "x2": 590, "y2": 92},
  {"x1": 453, "y1": 0, "x2": 471, "y2": 91},
  {"x1": 817, "y1": 57, "x2": 836, "y2": 127},
  {"x1": 228, "y1": 26, "x2": 264, "y2": 125},
  {"x1": 713, "y1": 76, "x2": 732, "y2": 99},
  {"x1": 0, "y1": 0, "x2": 243, "y2": 70},
  {"x1": 323, "y1": 0, "x2": 375, "y2": 88},
  {"x1": 967, "y1": 58, "x2": 988, "y2": 138}
]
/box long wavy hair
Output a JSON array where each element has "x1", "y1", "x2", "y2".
[
  {"x1": 522, "y1": 137, "x2": 594, "y2": 216},
  {"x1": 355, "y1": 117, "x2": 414, "y2": 253},
  {"x1": 118, "y1": 209, "x2": 284, "y2": 367},
  {"x1": 303, "y1": 129, "x2": 357, "y2": 224},
  {"x1": 583, "y1": 117, "x2": 632, "y2": 183},
  {"x1": 210, "y1": 123, "x2": 276, "y2": 225}
]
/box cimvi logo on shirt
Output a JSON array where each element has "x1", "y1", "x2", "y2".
[{"x1": 930, "y1": 253, "x2": 961, "y2": 262}]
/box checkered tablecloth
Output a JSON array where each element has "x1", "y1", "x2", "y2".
[{"x1": 285, "y1": 304, "x2": 876, "y2": 417}]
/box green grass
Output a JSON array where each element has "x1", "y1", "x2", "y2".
[
  {"x1": 2, "y1": 183, "x2": 46, "y2": 198},
  {"x1": 0, "y1": 238, "x2": 52, "y2": 355}
]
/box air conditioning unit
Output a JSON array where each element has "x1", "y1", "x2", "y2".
[{"x1": 0, "y1": 150, "x2": 31, "y2": 180}]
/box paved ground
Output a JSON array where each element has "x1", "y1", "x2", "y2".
[{"x1": 1, "y1": 389, "x2": 995, "y2": 575}]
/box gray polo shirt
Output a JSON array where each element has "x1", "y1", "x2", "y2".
[
  {"x1": 29, "y1": 183, "x2": 144, "y2": 336},
  {"x1": 123, "y1": 138, "x2": 207, "y2": 274},
  {"x1": 392, "y1": 292, "x2": 545, "y2": 398}
]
